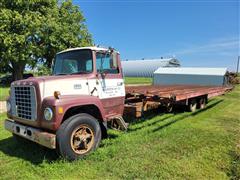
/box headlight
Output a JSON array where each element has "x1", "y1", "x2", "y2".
[
  {"x1": 44, "y1": 107, "x2": 53, "y2": 121},
  {"x1": 6, "y1": 101, "x2": 11, "y2": 112}
]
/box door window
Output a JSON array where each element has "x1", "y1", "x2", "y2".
[{"x1": 96, "y1": 52, "x2": 119, "y2": 74}]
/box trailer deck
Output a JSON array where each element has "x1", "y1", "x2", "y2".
[{"x1": 124, "y1": 85, "x2": 233, "y2": 118}]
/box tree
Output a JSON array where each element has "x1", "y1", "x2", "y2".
[{"x1": 0, "y1": 0, "x2": 92, "y2": 80}]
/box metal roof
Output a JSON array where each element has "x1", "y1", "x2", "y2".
[
  {"x1": 122, "y1": 58, "x2": 180, "y2": 66},
  {"x1": 154, "y1": 67, "x2": 228, "y2": 76},
  {"x1": 122, "y1": 58, "x2": 180, "y2": 77}
]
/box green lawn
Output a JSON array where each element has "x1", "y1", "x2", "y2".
[
  {"x1": 0, "y1": 85, "x2": 239, "y2": 179},
  {"x1": 0, "y1": 86, "x2": 9, "y2": 101},
  {"x1": 124, "y1": 77, "x2": 152, "y2": 85}
]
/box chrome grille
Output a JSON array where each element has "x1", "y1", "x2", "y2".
[{"x1": 11, "y1": 86, "x2": 37, "y2": 121}]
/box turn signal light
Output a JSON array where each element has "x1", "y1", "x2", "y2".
[
  {"x1": 58, "y1": 107, "x2": 63, "y2": 114},
  {"x1": 54, "y1": 91, "x2": 61, "y2": 99}
]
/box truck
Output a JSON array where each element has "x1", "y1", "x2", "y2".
[{"x1": 4, "y1": 47, "x2": 232, "y2": 161}]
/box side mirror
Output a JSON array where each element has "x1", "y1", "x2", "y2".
[
  {"x1": 97, "y1": 69, "x2": 107, "y2": 78},
  {"x1": 100, "y1": 70, "x2": 107, "y2": 78}
]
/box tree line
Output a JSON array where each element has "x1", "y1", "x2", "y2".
[{"x1": 0, "y1": 0, "x2": 93, "y2": 80}]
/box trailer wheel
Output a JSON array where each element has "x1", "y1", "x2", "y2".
[
  {"x1": 56, "y1": 113, "x2": 102, "y2": 161},
  {"x1": 188, "y1": 99, "x2": 197, "y2": 112},
  {"x1": 198, "y1": 98, "x2": 206, "y2": 109}
]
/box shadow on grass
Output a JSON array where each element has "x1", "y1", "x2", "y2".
[
  {"x1": 128, "y1": 99, "x2": 223, "y2": 133},
  {"x1": 0, "y1": 136, "x2": 58, "y2": 165},
  {"x1": 128, "y1": 114, "x2": 175, "y2": 132},
  {"x1": 227, "y1": 150, "x2": 240, "y2": 179},
  {"x1": 151, "y1": 99, "x2": 223, "y2": 133}
]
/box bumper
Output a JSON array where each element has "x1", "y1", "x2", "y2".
[{"x1": 4, "y1": 119, "x2": 56, "y2": 149}]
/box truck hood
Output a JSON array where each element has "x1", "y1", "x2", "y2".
[{"x1": 12, "y1": 75, "x2": 93, "y2": 100}]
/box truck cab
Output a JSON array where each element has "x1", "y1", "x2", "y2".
[{"x1": 5, "y1": 47, "x2": 126, "y2": 160}]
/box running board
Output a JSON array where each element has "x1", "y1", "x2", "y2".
[{"x1": 109, "y1": 116, "x2": 128, "y2": 131}]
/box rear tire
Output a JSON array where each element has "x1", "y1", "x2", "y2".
[
  {"x1": 56, "y1": 113, "x2": 102, "y2": 161},
  {"x1": 198, "y1": 98, "x2": 206, "y2": 109}
]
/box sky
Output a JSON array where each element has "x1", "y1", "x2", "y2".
[{"x1": 73, "y1": 0, "x2": 239, "y2": 71}]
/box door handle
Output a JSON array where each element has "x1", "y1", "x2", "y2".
[
  {"x1": 117, "y1": 82, "x2": 123, "y2": 86},
  {"x1": 91, "y1": 87, "x2": 97, "y2": 95}
]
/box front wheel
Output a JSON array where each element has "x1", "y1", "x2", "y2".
[{"x1": 56, "y1": 113, "x2": 102, "y2": 161}]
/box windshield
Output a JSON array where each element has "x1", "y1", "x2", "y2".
[{"x1": 53, "y1": 49, "x2": 93, "y2": 75}]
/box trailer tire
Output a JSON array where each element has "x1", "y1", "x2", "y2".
[
  {"x1": 198, "y1": 97, "x2": 206, "y2": 109},
  {"x1": 188, "y1": 99, "x2": 197, "y2": 112},
  {"x1": 56, "y1": 113, "x2": 102, "y2": 161}
]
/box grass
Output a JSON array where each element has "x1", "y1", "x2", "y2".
[
  {"x1": 124, "y1": 77, "x2": 152, "y2": 85},
  {"x1": 0, "y1": 86, "x2": 9, "y2": 101},
  {"x1": 0, "y1": 83, "x2": 239, "y2": 179}
]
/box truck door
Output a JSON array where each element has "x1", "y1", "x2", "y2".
[{"x1": 95, "y1": 51, "x2": 125, "y2": 116}]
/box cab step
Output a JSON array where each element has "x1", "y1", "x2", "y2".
[{"x1": 109, "y1": 116, "x2": 128, "y2": 131}]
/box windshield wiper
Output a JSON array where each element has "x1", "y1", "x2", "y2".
[
  {"x1": 55, "y1": 73, "x2": 68, "y2": 75},
  {"x1": 70, "y1": 71, "x2": 90, "y2": 75},
  {"x1": 55, "y1": 71, "x2": 90, "y2": 75}
]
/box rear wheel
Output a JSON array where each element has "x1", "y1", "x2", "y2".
[
  {"x1": 198, "y1": 98, "x2": 206, "y2": 109},
  {"x1": 188, "y1": 99, "x2": 197, "y2": 112},
  {"x1": 56, "y1": 113, "x2": 102, "y2": 161}
]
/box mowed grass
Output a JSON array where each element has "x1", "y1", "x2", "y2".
[
  {"x1": 0, "y1": 86, "x2": 240, "y2": 179},
  {"x1": 124, "y1": 77, "x2": 152, "y2": 85},
  {"x1": 0, "y1": 86, "x2": 9, "y2": 101}
]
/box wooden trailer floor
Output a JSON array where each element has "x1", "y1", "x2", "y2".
[{"x1": 125, "y1": 85, "x2": 233, "y2": 101}]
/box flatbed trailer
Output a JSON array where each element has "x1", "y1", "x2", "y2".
[{"x1": 124, "y1": 85, "x2": 233, "y2": 118}]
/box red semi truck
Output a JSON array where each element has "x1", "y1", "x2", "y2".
[{"x1": 4, "y1": 47, "x2": 232, "y2": 160}]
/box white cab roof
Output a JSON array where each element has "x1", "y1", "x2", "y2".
[
  {"x1": 154, "y1": 67, "x2": 228, "y2": 76},
  {"x1": 57, "y1": 46, "x2": 119, "y2": 54}
]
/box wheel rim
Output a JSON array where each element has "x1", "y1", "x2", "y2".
[
  {"x1": 200, "y1": 99, "x2": 206, "y2": 109},
  {"x1": 70, "y1": 124, "x2": 94, "y2": 155},
  {"x1": 190, "y1": 102, "x2": 197, "y2": 112}
]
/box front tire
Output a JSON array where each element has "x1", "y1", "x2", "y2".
[{"x1": 56, "y1": 113, "x2": 102, "y2": 161}]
